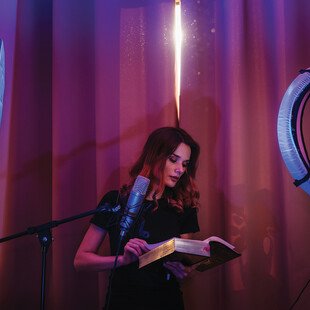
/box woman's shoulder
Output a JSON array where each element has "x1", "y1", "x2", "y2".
[
  {"x1": 98, "y1": 190, "x2": 120, "y2": 206},
  {"x1": 183, "y1": 205, "x2": 198, "y2": 216}
]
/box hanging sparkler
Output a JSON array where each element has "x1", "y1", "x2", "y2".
[{"x1": 174, "y1": 0, "x2": 182, "y2": 121}]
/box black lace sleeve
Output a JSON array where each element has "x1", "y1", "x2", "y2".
[{"x1": 90, "y1": 190, "x2": 122, "y2": 230}]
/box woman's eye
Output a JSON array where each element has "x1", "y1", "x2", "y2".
[
  {"x1": 182, "y1": 162, "x2": 189, "y2": 168},
  {"x1": 168, "y1": 156, "x2": 177, "y2": 163}
]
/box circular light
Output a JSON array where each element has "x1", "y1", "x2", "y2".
[
  {"x1": 0, "y1": 38, "x2": 5, "y2": 127},
  {"x1": 277, "y1": 69, "x2": 310, "y2": 196}
]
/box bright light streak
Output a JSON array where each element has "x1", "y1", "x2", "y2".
[{"x1": 174, "y1": 0, "x2": 182, "y2": 121}]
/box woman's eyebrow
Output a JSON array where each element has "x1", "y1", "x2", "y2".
[{"x1": 171, "y1": 153, "x2": 190, "y2": 161}]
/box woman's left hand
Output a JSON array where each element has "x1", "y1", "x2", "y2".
[{"x1": 163, "y1": 261, "x2": 194, "y2": 280}]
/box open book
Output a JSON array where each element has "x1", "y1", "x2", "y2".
[{"x1": 138, "y1": 236, "x2": 241, "y2": 271}]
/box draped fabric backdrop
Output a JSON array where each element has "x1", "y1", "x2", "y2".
[{"x1": 0, "y1": 0, "x2": 309, "y2": 309}]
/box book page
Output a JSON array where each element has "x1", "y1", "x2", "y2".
[
  {"x1": 146, "y1": 236, "x2": 235, "y2": 252},
  {"x1": 204, "y1": 236, "x2": 235, "y2": 249}
]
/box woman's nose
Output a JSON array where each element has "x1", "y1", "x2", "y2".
[{"x1": 175, "y1": 165, "x2": 184, "y2": 175}]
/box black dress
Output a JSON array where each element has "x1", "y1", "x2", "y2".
[{"x1": 91, "y1": 190, "x2": 200, "y2": 310}]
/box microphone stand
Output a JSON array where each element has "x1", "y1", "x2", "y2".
[{"x1": 0, "y1": 205, "x2": 110, "y2": 310}]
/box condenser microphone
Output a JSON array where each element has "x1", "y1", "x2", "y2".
[{"x1": 120, "y1": 175, "x2": 150, "y2": 239}]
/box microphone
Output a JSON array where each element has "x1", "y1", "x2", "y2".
[{"x1": 120, "y1": 175, "x2": 150, "y2": 239}]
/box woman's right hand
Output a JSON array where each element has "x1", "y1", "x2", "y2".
[{"x1": 120, "y1": 238, "x2": 149, "y2": 266}]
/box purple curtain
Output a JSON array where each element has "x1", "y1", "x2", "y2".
[{"x1": 0, "y1": 0, "x2": 309, "y2": 309}]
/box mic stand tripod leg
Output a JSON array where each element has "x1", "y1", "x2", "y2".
[{"x1": 38, "y1": 229, "x2": 52, "y2": 310}]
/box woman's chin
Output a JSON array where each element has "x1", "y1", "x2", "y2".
[{"x1": 165, "y1": 181, "x2": 177, "y2": 188}]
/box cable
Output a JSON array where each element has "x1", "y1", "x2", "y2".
[
  {"x1": 104, "y1": 201, "x2": 150, "y2": 310},
  {"x1": 104, "y1": 236, "x2": 123, "y2": 310},
  {"x1": 289, "y1": 278, "x2": 310, "y2": 310}
]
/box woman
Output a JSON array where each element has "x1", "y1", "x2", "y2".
[{"x1": 74, "y1": 127, "x2": 201, "y2": 310}]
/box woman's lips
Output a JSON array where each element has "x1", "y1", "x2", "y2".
[{"x1": 170, "y1": 176, "x2": 179, "y2": 182}]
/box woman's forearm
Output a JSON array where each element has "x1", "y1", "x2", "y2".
[{"x1": 74, "y1": 252, "x2": 125, "y2": 272}]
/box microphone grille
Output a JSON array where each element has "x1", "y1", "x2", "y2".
[{"x1": 132, "y1": 175, "x2": 150, "y2": 195}]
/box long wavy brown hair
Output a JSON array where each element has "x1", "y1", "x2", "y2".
[{"x1": 121, "y1": 127, "x2": 200, "y2": 212}]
